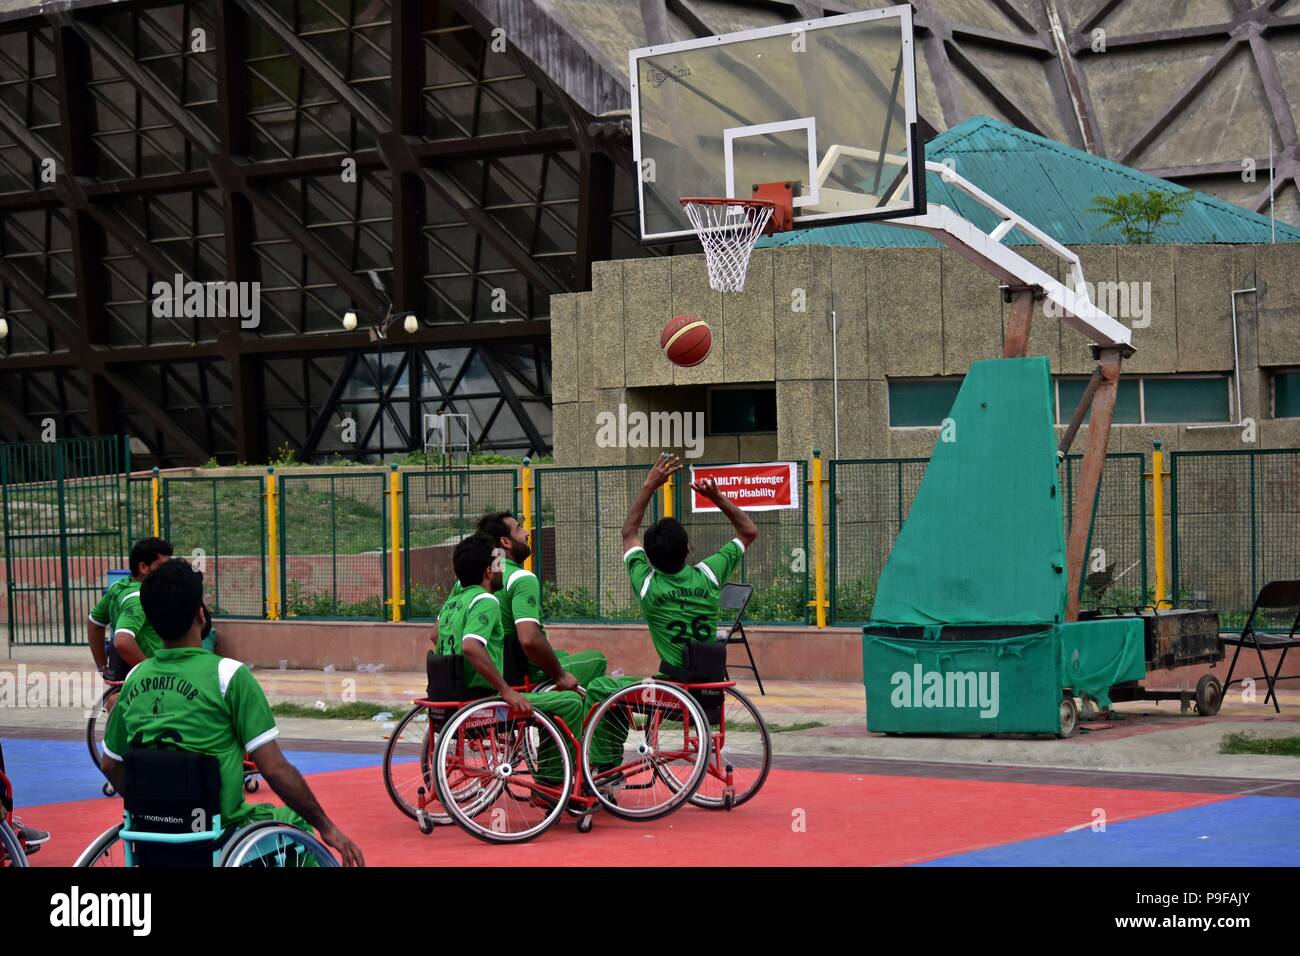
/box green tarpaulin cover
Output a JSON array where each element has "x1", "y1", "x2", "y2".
[
  {"x1": 872, "y1": 357, "x2": 1067, "y2": 627},
  {"x1": 863, "y1": 357, "x2": 1146, "y2": 734}
]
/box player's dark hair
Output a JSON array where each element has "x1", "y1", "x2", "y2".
[
  {"x1": 644, "y1": 518, "x2": 690, "y2": 574},
  {"x1": 140, "y1": 559, "x2": 205, "y2": 642},
  {"x1": 453, "y1": 533, "x2": 496, "y2": 587},
  {"x1": 130, "y1": 537, "x2": 173, "y2": 577},
  {"x1": 477, "y1": 511, "x2": 514, "y2": 543}
]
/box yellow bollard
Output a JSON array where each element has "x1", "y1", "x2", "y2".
[
  {"x1": 808, "y1": 451, "x2": 828, "y2": 628},
  {"x1": 663, "y1": 471, "x2": 675, "y2": 519},
  {"x1": 389, "y1": 466, "x2": 403, "y2": 622},
  {"x1": 265, "y1": 469, "x2": 280, "y2": 620},
  {"x1": 150, "y1": 467, "x2": 160, "y2": 537},
  {"x1": 1151, "y1": 440, "x2": 1170, "y2": 610},
  {"x1": 520, "y1": 458, "x2": 534, "y2": 573}
]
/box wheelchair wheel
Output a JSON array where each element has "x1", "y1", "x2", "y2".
[
  {"x1": 434, "y1": 700, "x2": 571, "y2": 844},
  {"x1": 685, "y1": 686, "x2": 770, "y2": 809},
  {"x1": 86, "y1": 685, "x2": 119, "y2": 778},
  {"x1": 383, "y1": 705, "x2": 451, "y2": 825},
  {"x1": 75, "y1": 824, "x2": 125, "y2": 867},
  {"x1": 1, "y1": 819, "x2": 28, "y2": 867},
  {"x1": 219, "y1": 822, "x2": 339, "y2": 867},
  {"x1": 581, "y1": 681, "x2": 711, "y2": 822}
]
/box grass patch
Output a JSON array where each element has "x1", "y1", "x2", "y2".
[
  {"x1": 728, "y1": 719, "x2": 824, "y2": 734},
  {"x1": 271, "y1": 701, "x2": 395, "y2": 720},
  {"x1": 1219, "y1": 732, "x2": 1300, "y2": 757}
]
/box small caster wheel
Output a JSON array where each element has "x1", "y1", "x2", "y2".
[
  {"x1": 1195, "y1": 674, "x2": 1222, "y2": 716},
  {"x1": 102, "y1": 781, "x2": 116, "y2": 797},
  {"x1": 577, "y1": 815, "x2": 594, "y2": 833},
  {"x1": 243, "y1": 776, "x2": 259, "y2": 793},
  {"x1": 723, "y1": 790, "x2": 736, "y2": 811},
  {"x1": 418, "y1": 816, "x2": 435, "y2": 835},
  {"x1": 1057, "y1": 694, "x2": 1079, "y2": 739}
]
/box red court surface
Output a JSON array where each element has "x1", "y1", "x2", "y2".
[{"x1": 28, "y1": 764, "x2": 1232, "y2": 867}]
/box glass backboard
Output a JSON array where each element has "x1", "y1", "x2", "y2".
[{"x1": 630, "y1": 5, "x2": 923, "y2": 242}]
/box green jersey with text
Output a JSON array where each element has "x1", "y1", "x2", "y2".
[
  {"x1": 89, "y1": 577, "x2": 164, "y2": 659},
  {"x1": 102, "y1": 646, "x2": 278, "y2": 828},
  {"x1": 624, "y1": 538, "x2": 745, "y2": 668},
  {"x1": 435, "y1": 583, "x2": 504, "y2": 691}
]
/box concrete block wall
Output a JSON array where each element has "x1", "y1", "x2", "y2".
[{"x1": 553, "y1": 243, "x2": 1300, "y2": 466}]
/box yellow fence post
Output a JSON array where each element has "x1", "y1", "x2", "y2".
[
  {"x1": 1149, "y1": 440, "x2": 1170, "y2": 609},
  {"x1": 520, "y1": 458, "x2": 535, "y2": 573},
  {"x1": 389, "y1": 465, "x2": 403, "y2": 622},
  {"x1": 808, "y1": 451, "x2": 828, "y2": 628},
  {"x1": 150, "y1": 467, "x2": 160, "y2": 537},
  {"x1": 663, "y1": 472, "x2": 675, "y2": 519},
  {"x1": 265, "y1": 468, "x2": 280, "y2": 620}
]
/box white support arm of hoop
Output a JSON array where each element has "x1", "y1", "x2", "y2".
[{"x1": 885, "y1": 161, "x2": 1133, "y2": 349}]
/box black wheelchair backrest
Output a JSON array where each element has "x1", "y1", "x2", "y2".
[{"x1": 123, "y1": 748, "x2": 223, "y2": 867}]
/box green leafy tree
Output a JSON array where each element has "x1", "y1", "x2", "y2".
[{"x1": 1088, "y1": 189, "x2": 1194, "y2": 244}]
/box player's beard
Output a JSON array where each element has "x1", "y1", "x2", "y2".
[{"x1": 510, "y1": 539, "x2": 531, "y2": 563}]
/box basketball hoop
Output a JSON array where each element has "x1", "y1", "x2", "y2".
[{"x1": 680, "y1": 197, "x2": 775, "y2": 294}]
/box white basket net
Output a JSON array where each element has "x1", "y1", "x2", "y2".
[{"x1": 681, "y1": 199, "x2": 774, "y2": 293}]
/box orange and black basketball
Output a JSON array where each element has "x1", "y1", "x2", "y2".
[{"x1": 660, "y1": 314, "x2": 712, "y2": 367}]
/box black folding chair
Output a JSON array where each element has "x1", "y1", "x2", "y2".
[
  {"x1": 1221, "y1": 580, "x2": 1300, "y2": 714},
  {"x1": 718, "y1": 582, "x2": 764, "y2": 696}
]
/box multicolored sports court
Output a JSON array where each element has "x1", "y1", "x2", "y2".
[{"x1": 8, "y1": 675, "x2": 1299, "y2": 868}]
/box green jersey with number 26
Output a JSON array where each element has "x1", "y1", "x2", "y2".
[{"x1": 624, "y1": 538, "x2": 745, "y2": 669}]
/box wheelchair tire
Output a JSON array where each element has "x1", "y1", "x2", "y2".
[
  {"x1": 75, "y1": 824, "x2": 124, "y2": 867},
  {"x1": 384, "y1": 704, "x2": 453, "y2": 825},
  {"x1": 580, "y1": 680, "x2": 711, "y2": 822},
  {"x1": 218, "y1": 822, "x2": 339, "y2": 867},
  {"x1": 1, "y1": 819, "x2": 28, "y2": 867},
  {"x1": 685, "y1": 686, "x2": 770, "y2": 810},
  {"x1": 86, "y1": 685, "x2": 119, "y2": 778},
  {"x1": 434, "y1": 700, "x2": 571, "y2": 844}
]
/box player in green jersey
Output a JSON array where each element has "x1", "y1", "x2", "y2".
[
  {"x1": 476, "y1": 511, "x2": 607, "y2": 692},
  {"x1": 100, "y1": 559, "x2": 364, "y2": 866},
  {"x1": 585, "y1": 453, "x2": 757, "y2": 767},
  {"x1": 435, "y1": 534, "x2": 585, "y2": 783},
  {"x1": 88, "y1": 537, "x2": 173, "y2": 680}
]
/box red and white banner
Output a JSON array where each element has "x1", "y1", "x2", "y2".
[{"x1": 689, "y1": 462, "x2": 799, "y2": 512}]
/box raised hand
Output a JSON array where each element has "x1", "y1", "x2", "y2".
[{"x1": 644, "y1": 452, "x2": 683, "y2": 490}]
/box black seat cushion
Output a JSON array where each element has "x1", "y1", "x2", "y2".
[
  {"x1": 123, "y1": 748, "x2": 223, "y2": 867},
  {"x1": 658, "y1": 639, "x2": 728, "y2": 724}
]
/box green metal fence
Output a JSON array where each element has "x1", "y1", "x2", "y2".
[
  {"x1": 1, "y1": 436, "x2": 130, "y2": 645},
  {"x1": 402, "y1": 468, "x2": 518, "y2": 621},
  {"x1": 1172, "y1": 449, "x2": 1300, "y2": 626},
  {"x1": 162, "y1": 475, "x2": 266, "y2": 618},
  {"x1": 279, "y1": 472, "x2": 388, "y2": 620},
  {"x1": 828, "y1": 453, "x2": 1147, "y2": 624},
  {"x1": 127, "y1": 473, "x2": 155, "y2": 542},
  {"x1": 673, "y1": 461, "x2": 810, "y2": 624},
  {"x1": 533, "y1": 465, "x2": 662, "y2": 622},
  {"x1": 828, "y1": 458, "x2": 927, "y2": 624}
]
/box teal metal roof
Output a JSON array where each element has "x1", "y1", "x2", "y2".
[{"x1": 761, "y1": 116, "x2": 1300, "y2": 249}]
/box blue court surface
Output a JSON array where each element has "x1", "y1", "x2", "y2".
[
  {"x1": 6, "y1": 737, "x2": 381, "y2": 806},
  {"x1": 920, "y1": 796, "x2": 1300, "y2": 866}
]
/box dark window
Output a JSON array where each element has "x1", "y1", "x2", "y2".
[
  {"x1": 1056, "y1": 378, "x2": 1140, "y2": 425},
  {"x1": 1275, "y1": 370, "x2": 1300, "y2": 418},
  {"x1": 708, "y1": 387, "x2": 777, "y2": 434},
  {"x1": 888, "y1": 379, "x2": 961, "y2": 427},
  {"x1": 1143, "y1": 378, "x2": 1230, "y2": 423}
]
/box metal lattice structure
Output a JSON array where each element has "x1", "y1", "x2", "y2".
[
  {"x1": 1, "y1": 0, "x2": 1296, "y2": 465},
  {"x1": 0, "y1": 0, "x2": 662, "y2": 463}
]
